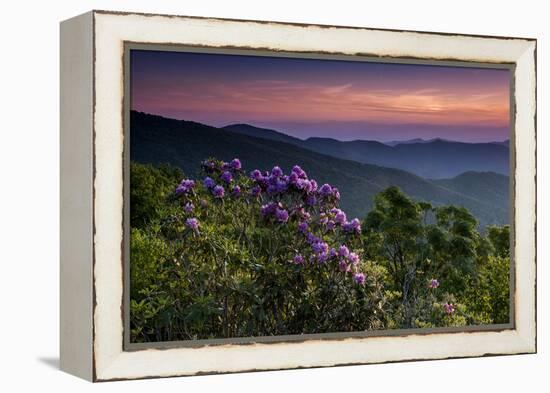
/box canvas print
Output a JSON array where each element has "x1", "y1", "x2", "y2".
[{"x1": 128, "y1": 49, "x2": 511, "y2": 344}]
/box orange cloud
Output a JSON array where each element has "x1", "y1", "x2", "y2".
[{"x1": 150, "y1": 79, "x2": 509, "y2": 127}]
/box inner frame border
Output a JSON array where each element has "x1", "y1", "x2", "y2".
[{"x1": 122, "y1": 42, "x2": 517, "y2": 352}]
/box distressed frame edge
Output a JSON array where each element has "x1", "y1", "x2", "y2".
[
  {"x1": 512, "y1": 40, "x2": 537, "y2": 354},
  {"x1": 91, "y1": 8, "x2": 537, "y2": 42},
  {"x1": 89, "y1": 11, "x2": 537, "y2": 381},
  {"x1": 59, "y1": 11, "x2": 95, "y2": 382}
]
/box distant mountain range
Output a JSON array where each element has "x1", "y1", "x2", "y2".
[
  {"x1": 223, "y1": 124, "x2": 510, "y2": 179},
  {"x1": 384, "y1": 137, "x2": 451, "y2": 146},
  {"x1": 385, "y1": 137, "x2": 509, "y2": 147},
  {"x1": 131, "y1": 111, "x2": 509, "y2": 229}
]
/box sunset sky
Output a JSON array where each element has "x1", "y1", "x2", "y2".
[{"x1": 130, "y1": 50, "x2": 510, "y2": 143}]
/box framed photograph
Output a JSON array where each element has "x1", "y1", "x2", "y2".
[{"x1": 60, "y1": 10, "x2": 537, "y2": 381}]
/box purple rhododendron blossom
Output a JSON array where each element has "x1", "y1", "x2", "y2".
[
  {"x1": 353, "y1": 272, "x2": 366, "y2": 285},
  {"x1": 250, "y1": 185, "x2": 261, "y2": 197},
  {"x1": 298, "y1": 221, "x2": 309, "y2": 233},
  {"x1": 306, "y1": 194, "x2": 317, "y2": 206},
  {"x1": 212, "y1": 185, "x2": 225, "y2": 198},
  {"x1": 267, "y1": 184, "x2": 278, "y2": 195},
  {"x1": 261, "y1": 202, "x2": 278, "y2": 216},
  {"x1": 275, "y1": 208, "x2": 289, "y2": 223},
  {"x1": 292, "y1": 165, "x2": 307, "y2": 178},
  {"x1": 326, "y1": 220, "x2": 335, "y2": 230},
  {"x1": 329, "y1": 248, "x2": 337, "y2": 258},
  {"x1": 311, "y1": 241, "x2": 329, "y2": 255},
  {"x1": 276, "y1": 178, "x2": 288, "y2": 193},
  {"x1": 317, "y1": 252, "x2": 329, "y2": 263},
  {"x1": 271, "y1": 166, "x2": 283, "y2": 177},
  {"x1": 339, "y1": 260, "x2": 350, "y2": 272},
  {"x1": 176, "y1": 179, "x2": 195, "y2": 195},
  {"x1": 202, "y1": 159, "x2": 216, "y2": 171},
  {"x1": 429, "y1": 279, "x2": 440, "y2": 289},
  {"x1": 296, "y1": 178, "x2": 311, "y2": 192},
  {"x1": 332, "y1": 187, "x2": 341, "y2": 200},
  {"x1": 203, "y1": 177, "x2": 215, "y2": 189},
  {"x1": 338, "y1": 245, "x2": 350, "y2": 258},
  {"x1": 221, "y1": 171, "x2": 233, "y2": 184},
  {"x1": 306, "y1": 233, "x2": 321, "y2": 244},
  {"x1": 443, "y1": 303, "x2": 455, "y2": 314},
  {"x1": 230, "y1": 158, "x2": 242, "y2": 170},
  {"x1": 334, "y1": 210, "x2": 347, "y2": 225},
  {"x1": 310, "y1": 179, "x2": 318, "y2": 192},
  {"x1": 349, "y1": 252, "x2": 360, "y2": 265},
  {"x1": 185, "y1": 217, "x2": 199, "y2": 230},
  {"x1": 343, "y1": 218, "x2": 361, "y2": 233},
  {"x1": 231, "y1": 185, "x2": 241, "y2": 197},
  {"x1": 267, "y1": 174, "x2": 277, "y2": 184},
  {"x1": 260, "y1": 204, "x2": 271, "y2": 216},
  {"x1": 184, "y1": 202, "x2": 194, "y2": 213},
  {"x1": 250, "y1": 169, "x2": 263, "y2": 181},
  {"x1": 319, "y1": 183, "x2": 332, "y2": 196},
  {"x1": 288, "y1": 172, "x2": 298, "y2": 184},
  {"x1": 293, "y1": 254, "x2": 304, "y2": 265}
]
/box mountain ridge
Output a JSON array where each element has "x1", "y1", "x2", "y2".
[
  {"x1": 224, "y1": 123, "x2": 510, "y2": 179},
  {"x1": 132, "y1": 111, "x2": 509, "y2": 228}
]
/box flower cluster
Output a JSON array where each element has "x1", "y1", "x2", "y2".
[
  {"x1": 443, "y1": 302, "x2": 455, "y2": 315},
  {"x1": 175, "y1": 158, "x2": 367, "y2": 285},
  {"x1": 353, "y1": 272, "x2": 366, "y2": 285},
  {"x1": 185, "y1": 217, "x2": 199, "y2": 231},
  {"x1": 249, "y1": 164, "x2": 366, "y2": 284},
  {"x1": 428, "y1": 278, "x2": 440, "y2": 289},
  {"x1": 251, "y1": 165, "x2": 322, "y2": 198},
  {"x1": 200, "y1": 158, "x2": 247, "y2": 200},
  {"x1": 260, "y1": 202, "x2": 290, "y2": 223},
  {"x1": 175, "y1": 158, "x2": 246, "y2": 230},
  {"x1": 343, "y1": 218, "x2": 361, "y2": 234},
  {"x1": 212, "y1": 185, "x2": 225, "y2": 198},
  {"x1": 175, "y1": 179, "x2": 195, "y2": 195},
  {"x1": 319, "y1": 208, "x2": 362, "y2": 234}
]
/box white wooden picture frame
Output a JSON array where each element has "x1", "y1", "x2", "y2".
[{"x1": 60, "y1": 10, "x2": 536, "y2": 381}]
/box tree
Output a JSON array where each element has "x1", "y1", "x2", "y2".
[
  {"x1": 364, "y1": 186, "x2": 481, "y2": 328},
  {"x1": 463, "y1": 255, "x2": 510, "y2": 324},
  {"x1": 487, "y1": 225, "x2": 510, "y2": 258}
]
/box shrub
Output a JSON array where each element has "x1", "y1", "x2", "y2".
[{"x1": 130, "y1": 158, "x2": 387, "y2": 342}]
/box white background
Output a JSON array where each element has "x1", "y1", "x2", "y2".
[{"x1": 0, "y1": 0, "x2": 546, "y2": 391}]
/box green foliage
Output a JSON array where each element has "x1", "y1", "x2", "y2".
[
  {"x1": 463, "y1": 255, "x2": 510, "y2": 324},
  {"x1": 130, "y1": 162, "x2": 183, "y2": 228},
  {"x1": 364, "y1": 186, "x2": 508, "y2": 329},
  {"x1": 130, "y1": 161, "x2": 511, "y2": 342},
  {"x1": 487, "y1": 225, "x2": 510, "y2": 258},
  {"x1": 130, "y1": 161, "x2": 387, "y2": 342}
]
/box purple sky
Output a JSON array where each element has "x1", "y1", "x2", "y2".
[{"x1": 131, "y1": 50, "x2": 511, "y2": 143}]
